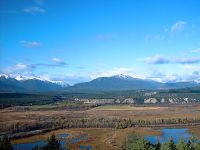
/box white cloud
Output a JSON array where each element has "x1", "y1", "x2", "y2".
[
  {"x1": 145, "y1": 21, "x2": 187, "y2": 42},
  {"x1": 20, "y1": 40, "x2": 42, "y2": 48},
  {"x1": 190, "y1": 48, "x2": 200, "y2": 53},
  {"x1": 147, "y1": 71, "x2": 179, "y2": 82},
  {"x1": 142, "y1": 55, "x2": 169, "y2": 64},
  {"x1": 15, "y1": 63, "x2": 31, "y2": 70},
  {"x1": 142, "y1": 55, "x2": 200, "y2": 64},
  {"x1": 2, "y1": 63, "x2": 200, "y2": 84},
  {"x1": 175, "y1": 57, "x2": 200, "y2": 64},
  {"x1": 51, "y1": 74, "x2": 91, "y2": 85},
  {"x1": 4, "y1": 63, "x2": 35, "y2": 74},
  {"x1": 38, "y1": 73, "x2": 51, "y2": 81},
  {"x1": 170, "y1": 21, "x2": 187, "y2": 34},
  {"x1": 146, "y1": 67, "x2": 200, "y2": 83},
  {"x1": 181, "y1": 64, "x2": 200, "y2": 71},
  {"x1": 23, "y1": 6, "x2": 45, "y2": 14},
  {"x1": 52, "y1": 58, "x2": 63, "y2": 63},
  {"x1": 89, "y1": 67, "x2": 139, "y2": 79},
  {"x1": 3, "y1": 58, "x2": 68, "y2": 75},
  {"x1": 52, "y1": 58, "x2": 67, "y2": 66}
]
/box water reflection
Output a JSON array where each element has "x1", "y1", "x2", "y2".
[
  {"x1": 13, "y1": 133, "x2": 91, "y2": 150},
  {"x1": 145, "y1": 128, "x2": 193, "y2": 144}
]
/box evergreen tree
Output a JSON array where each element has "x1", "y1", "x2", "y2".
[
  {"x1": 0, "y1": 135, "x2": 13, "y2": 150},
  {"x1": 194, "y1": 144, "x2": 200, "y2": 150},
  {"x1": 122, "y1": 132, "x2": 200, "y2": 150},
  {"x1": 32, "y1": 145, "x2": 44, "y2": 150},
  {"x1": 44, "y1": 134, "x2": 61, "y2": 150},
  {"x1": 122, "y1": 132, "x2": 142, "y2": 150},
  {"x1": 160, "y1": 138, "x2": 177, "y2": 150},
  {"x1": 155, "y1": 140, "x2": 161, "y2": 150},
  {"x1": 131, "y1": 138, "x2": 153, "y2": 150},
  {"x1": 176, "y1": 138, "x2": 187, "y2": 150},
  {"x1": 187, "y1": 136, "x2": 200, "y2": 150}
]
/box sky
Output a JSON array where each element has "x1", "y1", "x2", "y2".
[{"x1": 0, "y1": 0, "x2": 200, "y2": 85}]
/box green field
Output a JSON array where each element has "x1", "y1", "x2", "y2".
[
  {"x1": 92, "y1": 105, "x2": 163, "y2": 111},
  {"x1": 93, "y1": 105, "x2": 135, "y2": 110}
]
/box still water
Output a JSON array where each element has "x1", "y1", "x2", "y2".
[
  {"x1": 13, "y1": 128, "x2": 194, "y2": 150},
  {"x1": 13, "y1": 133, "x2": 91, "y2": 150},
  {"x1": 145, "y1": 128, "x2": 193, "y2": 144}
]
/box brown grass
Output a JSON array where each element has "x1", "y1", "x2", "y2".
[
  {"x1": 4, "y1": 103, "x2": 200, "y2": 150},
  {"x1": 1, "y1": 104, "x2": 200, "y2": 133},
  {"x1": 92, "y1": 105, "x2": 164, "y2": 111},
  {"x1": 188, "y1": 127, "x2": 200, "y2": 138},
  {"x1": 12, "y1": 128, "x2": 161, "y2": 150}
]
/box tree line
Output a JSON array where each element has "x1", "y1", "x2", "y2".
[{"x1": 1, "y1": 117, "x2": 200, "y2": 134}]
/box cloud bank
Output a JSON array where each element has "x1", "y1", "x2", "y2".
[
  {"x1": 170, "y1": 21, "x2": 187, "y2": 34},
  {"x1": 20, "y1": 40, "x2": 42, "y2": 48},
  {"x1": 23, "y1": 6, "x2": 45, "y2": 14},
  {"x1": 143, "y1": 55, "x2": 200, "y2": 64},
  {"x1": 3, "y1": 58, "x2": 68, "y2": 74}
]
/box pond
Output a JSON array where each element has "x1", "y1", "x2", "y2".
[
  {"x1": 13, "y1": 133, "x2": 91, "y2": 150},
  {"x1": 13, "y1": 141, "x2": 46, "y2": 150},
  {"x1": 12, "y1": 128, "x2": 196, "y2": 150},
  {"x1": 145, "y1": 128, "x2": 193, "y2": 144}
]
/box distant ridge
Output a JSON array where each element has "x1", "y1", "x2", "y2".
[
  {"x1": 0, "y1": 74, "x2": 199, "y2": 93},
  {"x1": 65, "y1": 75, "x2": 200, "y2": 92},
  {"x1": 0, "y1": 75, "x2": 65, "y2": 93}
]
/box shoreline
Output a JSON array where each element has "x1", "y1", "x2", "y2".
[{"x1": 10, "y1": 125, "x2": 200, "y2": 143}]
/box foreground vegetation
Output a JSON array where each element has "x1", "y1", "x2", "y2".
[
  {"x1": 11, "y1": 128, "x2": 161, "y2": 150},
  {"x1": 123, "y1": 132, "x2": 200, "y2": 150},
  {"x1": 0, "y1": 134, "x2": 61, "y2": 150},
  {"x1": 2, "y1": 131, "x2": 200, "y2": 150},
  {"x1": 0, "y1": 135, "x2": 13, "y2": 150}
]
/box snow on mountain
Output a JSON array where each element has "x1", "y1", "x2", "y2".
[
  {"x1": 51, "y1": 81, "x2": 70, "y2": 87},
  {"x1": 112, "y1": 74, "x2": 134, "y2": 80},
  {"x1": 0, "y1": 74, "x2": 11, "y2": 79},
  {"x1": 0, "y1": 74, "x2": 69, "y2": 86}
]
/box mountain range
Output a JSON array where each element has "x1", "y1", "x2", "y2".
[
  {"x1": 65, "y1": 74, "x2": 200, "y2": 92},
  {"x1": 0, "y1": 75, "x2": 65, "y2": 93},
  {"x1": 0, "y1": 74, "x2": 199, "y2": 93}
]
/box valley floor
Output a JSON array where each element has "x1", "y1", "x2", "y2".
[
  {"x1": 1, "y1": 103, "x2": 200, "y2": 133},
  {"x1": 11, "y1": 127, "x2": 200, "y2": 150},
  {"x1": 0, "y1": 103, "x2": 200, "y2": 149}
]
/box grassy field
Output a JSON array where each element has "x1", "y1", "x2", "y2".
[
  {"x1": 189, "y1": 127, "x2": 200, "y2": 138},
  {"x1": 92, "y1": 105, "x2": 164, "y2": 110},
  {"x1": 88, "y1": 104, "x2": 200, "y2": 121},
  {"x1": 0, "y1": 104, "x2": 199, "y2": 149},
  {"x1": 1, "y1": 104, "x2": 200, "y2": 133}
]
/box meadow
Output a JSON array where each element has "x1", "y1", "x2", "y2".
[
  {"x1": 1, "y1": 101, "x2": 200, "y2": 150},
  {"x1": 1, "y1": 103, "x2": 200, "y2": 133}
]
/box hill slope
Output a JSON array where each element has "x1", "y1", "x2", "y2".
[
  {"x1": 66, "y1": 75, "x2": 200, "y2": 92},
  {"x1": 0, "y1": 76, "x2": 63, "y2": 93},
  {"x1": 1, "y1": 74, "x2": 199, "y2": 93}
]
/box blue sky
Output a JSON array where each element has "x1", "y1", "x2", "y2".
[{"x1": 1, "y1": 0, "x2": 200, "y2": 84}]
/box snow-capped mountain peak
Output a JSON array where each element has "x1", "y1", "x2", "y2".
[
  {"x1": 112, "y1": 74, "x2": 133, "y2": 80},
  {"x1": 0, "y1": 74, "x2": 9, "y2": 79},
  {"x1": 51, "y1": 81, "x2": 70, "y2": 87},
  {"x1": 0, "y1": 74, "x2": 69, "y2": 86}
]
